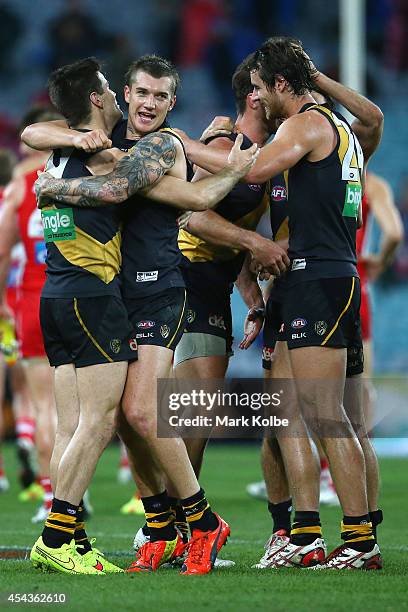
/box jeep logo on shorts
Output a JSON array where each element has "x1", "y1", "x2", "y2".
[
  {"x1": 110, "y1": 339, "x2": 121, "y2": 354},
  {"x1": 41, "y1": 209, "x2": 76, "y2": 242}
]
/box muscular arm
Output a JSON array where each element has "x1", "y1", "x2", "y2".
[
  {"x1": 21, "y1": 120, "x2": 112, "y2": 153},
  {"x1": 37, "y1": 132, "x2": 260, "y2": 212},
  {"x1": 365, "y1": 173, "x2": 404, "y2": 268},
  {"x1": 38, "y1": 131, "x2": 177, "y2": 205},
  {"x1": 235, "y1": 253, "x2": 264, "y2": 309},
  {"x1": 313, "y1": 72, "x2": 384, "y2": 160},
  {"x1": 22, "y1": 120, "x2": 73, "y2": 150}
]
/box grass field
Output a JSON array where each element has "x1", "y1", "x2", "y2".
[{"x1": 0, "y1": 442, "x2": 407, "y2": 611}]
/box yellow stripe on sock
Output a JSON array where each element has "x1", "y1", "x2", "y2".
[
  {"x1": 44, "y1": 522, "x2": 75, "y2": 534},
  {"x1": 186, "y1": 508, "x2": 208, "y2": 523},
  {"x1": 47, "y1": 512, "x2": 76, "y2": 524},
  {"x1": 290, "y1": 526, "x2": 322, "y2": 536},
  {"x1": 146, "y1": 519, "x2": 173, "y2": 529}
]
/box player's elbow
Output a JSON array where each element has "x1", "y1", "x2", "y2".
[
  {"x1": 21, "y1": 125, "x2": 39, "y2": 149},
  {"x1": 371, "y1": 105, "x2": 384, "y2": 131},
  {"x1": 390, "y1": 225, "x2": 404, "y2": 246}
]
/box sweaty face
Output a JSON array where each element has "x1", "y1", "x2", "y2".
[
  {"x1": 125, "y1": 70, "x2": 176, "y2": 136},
  {"x1": 250, "y1": 70, "x2": 280, "y2": 121},
  {"x1": 98, "y1": 72, "x2": 123, "y2": 127}
]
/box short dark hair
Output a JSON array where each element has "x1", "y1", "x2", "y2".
[
  {"x1": 0, "y1": 148, "x2": 17, "y2": 186},
  {"x1": 125, "y1": 54, "x2": 180, "y2": 95},
  {"x1": 232, "y1": 52, "x2": 256, "y2": 115},
  {"x1": 19, "y1": 105, "x2": 62, "y2": 135},
  {"x1": 48, "y1": 57, "x2": 104, "y2": 126},
  {"x1": 252, "y1": 36, "x2": 315, "y2": 95}
]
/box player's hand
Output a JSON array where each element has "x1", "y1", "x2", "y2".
[
  {"x1": 227, "y1": 133, "x2": 259, "y2": 178},
  {"x1": 72, "y1": 129, "x2": 112, "y2": 153},
  {"x1": 177, "y1": 211, "x2": 193, "y2": 230},
  {"x1": 249, "y1": 234, "x2": 290, "y2": 277},
  {"x1": 34, "y1": 171, "x2": 54, "y2": 208},
  {"x1": 239, "y1": 306, "x2": 265, "y2": 349},
  {"x1": 0, "y1": 300, "x2": 14, "y2": 322},
  {"x1": 200, "y1": 116, "x2": 234, "y2": 143},
  {"x1": 359, "y1": 253, "x2": 385, "y2": 282}
]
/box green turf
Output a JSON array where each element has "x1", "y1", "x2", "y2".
[{"x1": 0, "y1": 442, "x2": 407, "y2": 611}]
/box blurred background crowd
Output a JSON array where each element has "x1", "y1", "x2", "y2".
[{"x1": 0, "y1": 0, "x2": 407, "y2": 378}]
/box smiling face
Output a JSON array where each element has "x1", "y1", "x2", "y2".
[
  {"x1": 124, "y1": 70, "x2": 176, "y2": 137},
  {"x1": 250, "y1": 69, "x2": 283, "y2": 121}
]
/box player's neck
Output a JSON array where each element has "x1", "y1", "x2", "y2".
[
  {"x1": 73, "y1": 114, "x2": 111, "y2": 137},
  {"x1": 235, "y1": 112, "x2": 269, "y2": 146},
  {"x1": 284, "y1": 93, "x2": 316, "y2": 118}
]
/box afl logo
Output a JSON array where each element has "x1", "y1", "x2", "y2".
[
  {"x1": 291, "y1": 318, "x2": 307, "y2": 329},
  {"x1": 138, "y1": 320, "x2": 155, "y2": 329},
  {"x1": 271, "y1": 186, "x2": 287, "y2": 201}
]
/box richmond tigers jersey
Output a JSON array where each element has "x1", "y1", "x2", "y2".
[
  {"x1": 41, "y1": 148, "x2": 122, "y2": 298},
  {"x1": 287, "y1": 104, "x2": 364, "y2": 283},
  {"x1": 179, "y1": 133, "x2": 267, "y2": 288},
  {"x1": 111, "y1": 120, "x2": 189, "y2": 298}
]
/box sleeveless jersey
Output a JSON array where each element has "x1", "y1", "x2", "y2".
[
  {"x1": 287, "y1": 104, "x2": 364, "y2": 283},
  {"x1": 41, "y1": 148, "x2": 122, "y2": 298},
  {"x1": 178, "y1": 133, "x2": 267, "y2": 290},
  {"x1": 111, "y1": 120, "x2": 188, "y2": 298},
  {"x1": 268, "y1": 172, "x2": 289, "y2": 300},
  {"x1": 18, "y1": 167, "x2": 47, "y2": 291}
]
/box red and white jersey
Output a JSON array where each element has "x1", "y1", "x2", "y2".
[
  {"x1": 0, "y1": 185, "x2": 26, "y2": 294},
  {"x1": 17, "y1": 167, "x2": 47, "y2": 292},
  {"x1": 356, "y1": 193, "x2": 371, "y2": 287}
]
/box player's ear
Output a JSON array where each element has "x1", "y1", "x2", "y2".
[
  {"x1": 89, "y1": 91, "x2": 103, "y2": 109},
  {"x1": 124, "y1": 85, "x2": 131, "y2": 104},
  {"x1": 168, "y1": 95, "x2": 176, "y2": 112},
  {"x1": 275, "y1": 75, "x2": 286, "y2": 92},
  {"x1": 247, "y1": 92, "x2": 258, "y2": 110}
]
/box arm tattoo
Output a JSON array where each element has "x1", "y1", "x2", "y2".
[{"x1": 39, "y1": 132, "x2": 177, "y2": 207}]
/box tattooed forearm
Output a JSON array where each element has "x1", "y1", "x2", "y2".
[{"x1": 36, "y1": 131, "x2": 177, "y2": 206}]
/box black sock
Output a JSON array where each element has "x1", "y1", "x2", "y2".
[
  {"x1": 142, "y1": 491, "x2": 177, "y2": 542},
  {"x1": 142, "y1": 523, "x2": 150, "y2": 537},
  {"x1": 168, "y1": 496, "x2": 189, "y2": 543},
  {"x1": 42, "y1": 498, "x2": 77, "y2": 548},
  {"x1": 268, "y1": 498, "x2": 292, "y2": 534},
  {"x1": 182, "y1": 488, "x2": 218, "y2": 533},
  {"x1": 74, "y1": 499, "x2": 92, "y2": 554},
  {"x1": 369, "y1": 509, "x2": 383, "y2": 542},
  {"x1": 290, "y1": 511, "x2": 322, "y2": 546},
  {"x1": 341, "y1": 515, "x2": 375, "y2": 552}
]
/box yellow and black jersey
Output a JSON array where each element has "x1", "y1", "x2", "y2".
[
  {"x1": 41, "y1": 148, "x2": 122, "y2": 298},
  {"x1": 287, "y1": 104, "x2": 363, "y2": 283},
  {"x1": 179, "y1": 133, "x2": 268, "y2": 290},
  {"x1": 111, "y1": 119, "x2": 188, "y2": 299}
]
